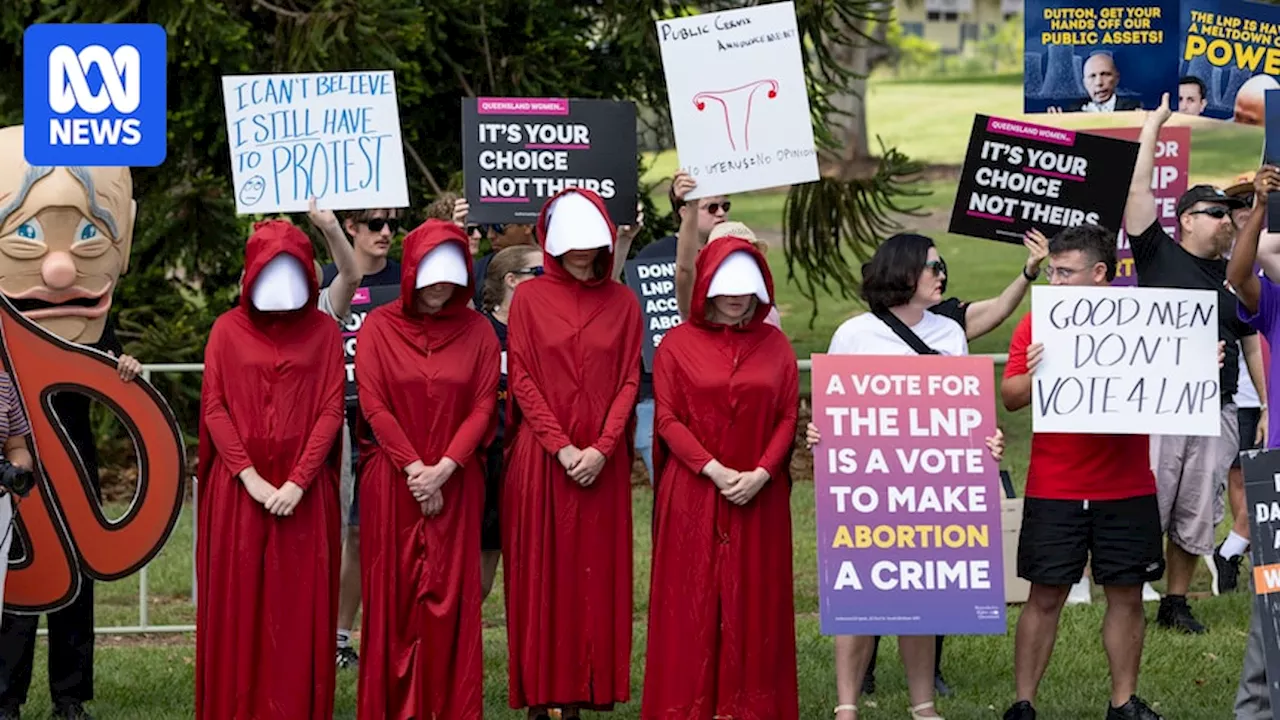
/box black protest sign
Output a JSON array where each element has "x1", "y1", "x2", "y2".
[
  {"x1": 341, "y1": 284, "x2": 400, "y2": 403},
  {"x1": 1241, "y1": 447, "x2": 1280, "y2": 712},
  {"x1": 1265, "y1": 89, "x2": 1280, "y2": 233},
  {"x1": 949, "y1": 115, "x2": 1137, "y2": 244},
  {"x1": 462, "y1": 98, "x2": 639, "y2": 225},
  {"x1": 624, "y1": 256, "x2": 681, "y2": 372}
]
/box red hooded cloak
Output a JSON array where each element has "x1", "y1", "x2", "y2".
[
  {"x1": 195, "y1": 220, "x2": 345, "y2": 720},
  {"x1": 502, "y1": 188, "x2": 643, "y2": 710},
  {"x1": 353, "y1": 219, "x2": 500, "y2": 720},
  {"x1": 642, "y1": 237, "x2": 799, "y2": 720}
]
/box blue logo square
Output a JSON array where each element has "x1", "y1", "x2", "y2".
[{"x1": 23, "y1": 24, "x2": 167, "y2": 167}]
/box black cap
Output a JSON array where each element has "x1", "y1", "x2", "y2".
[{"x1": 1176, "y1": 184, "x2": 1247, "y2": 216}]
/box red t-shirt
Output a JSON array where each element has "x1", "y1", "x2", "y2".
[{"x1": 1004, "y1": 313, "x2": 1157, "y2": 501}]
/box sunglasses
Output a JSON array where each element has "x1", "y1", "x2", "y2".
[
  {"x1": 467, "y1": 223, "x2": 506, "y2": 236},
  {"x1": 701, "y1": 201, "x2": 731, "y2": 215},
  {"x1": 1238, "y1": 193, "x2": 1256, "y2": 208},
  {"x1": 924, "y1": 259, "x2": 947, "y2": 276},
  {"x1": 512, "y1": 266, "x2": 544, "y2": 277},
  {"x1": 1188, "y1": 206, "x2": 1231, "y2": 219},
  {"x1": 363, "y1": 218, "x2": 400, "y2": 233}
]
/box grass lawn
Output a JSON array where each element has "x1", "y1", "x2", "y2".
[{"x1": 26, "y1": 74, "x2": 1263, "y2": 717}]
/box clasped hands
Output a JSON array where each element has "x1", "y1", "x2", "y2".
[
  {"x1": 239, "y1": 468, "x2": 304, "y2": 517},
  {"x1": 406, "y1": 458, "x2": 457, "y2": 517},
  {"x1": 702, "y1": 460, "x2": 770, "y2": 505},
  {"x1": 557, "y1": 445, "x2": 607, "y2": 486}
]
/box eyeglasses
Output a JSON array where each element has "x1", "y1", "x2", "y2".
[
  {"x1": 1044, "y1": 265, "x2": 1087, "y2": 280},
  {"x1": 701, "y1": 201, "x2": 731, "y2": 215},
  {"x1": 467, "y1": 223, "x2": 506, "y2": 236},
  {"x1": 511, "y1": 266, "x2": 544, "y2": 277},
  {"x1": 924, "y1": 259, "x2": 946, "y2": 276},
  {"x1": 1188, "y1": 206, "x2": 1231, "y2": 219},
  {"x1": 363, "y1": 218, "x2": 400, "y2": 233}
]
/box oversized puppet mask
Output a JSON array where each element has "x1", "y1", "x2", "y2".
[{"x1": 0, "y1": 125, "x2": 136, "y2": 344}]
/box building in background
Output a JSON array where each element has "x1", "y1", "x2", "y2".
[{"x1": 895, "y1": 0, "x2": 1022, "y2": 53}]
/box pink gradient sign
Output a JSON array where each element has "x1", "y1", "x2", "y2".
[{"x1": 811, "y1": 354, "x2": 1007, "y2": 636}]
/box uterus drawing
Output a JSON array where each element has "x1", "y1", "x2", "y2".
[{"x1": 692, "y1": 79, "x2": 779, "y2": 152}]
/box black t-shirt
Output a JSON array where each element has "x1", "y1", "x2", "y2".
[
  {"x1": 473, "y1": 252, "x2": 495, "y2": 309},
  {"x1": 635, "y1": 235, "x2": 679, "y2": 402},
  {"x1": 929, "y1": 298, "x2": 969, "y2": 330},
  {"x1": 485, "y1": 311, "x2": 509, "y2": 446},
  {"x1": 1131, "y1": 220, "x2": 1254, "y2": 401},
  {"x1": 320, "y1": 259, "x2": 402, "y2": 424}
]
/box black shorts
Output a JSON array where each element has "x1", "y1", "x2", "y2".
[
  {"x1": 1017, "y1": 495, "x2": 1164, "y2": 587},
  {"x1": 481, "y1": 444, "x2": 502, "y2": 552},
  {"x1": 347, "y1": 427, "x2": 361, "y2": 527},
  {"x1": 1234, "y1": 407, "x2": 1263, "y2": 469}
]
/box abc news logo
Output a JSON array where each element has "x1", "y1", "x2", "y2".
[{"x1": 48, "y1": 44, "x2": 142, "y2": 146}]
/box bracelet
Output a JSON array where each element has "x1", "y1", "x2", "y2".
[{"x1": 1022, "y1": 266, "x2": 1040, "y2": 282}]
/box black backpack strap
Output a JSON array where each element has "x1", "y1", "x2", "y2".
[{"x1": 872, "y1": 309, "x2": 940, "y2": 355}]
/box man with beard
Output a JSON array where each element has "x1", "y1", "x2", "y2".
[{"x1": 1123, "y1": 93, "x2": 1264, "y2": 634}]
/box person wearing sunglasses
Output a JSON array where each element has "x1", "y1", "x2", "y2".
[
  {"x1": 1124, "y1": 92, "x2": 1263, "y2": 636},
  {"x1": 469, "y1": 222, "x2": 538, "y2": 310},
  {"x1": 475, "y1": 245, "x2": 544, "y2": 602}
]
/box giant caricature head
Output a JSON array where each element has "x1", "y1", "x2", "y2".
[{"x1": 0, "y1": 125, "x2": 136, "y2": 344}]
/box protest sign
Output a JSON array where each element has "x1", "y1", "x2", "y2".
[
  {"x1": 342, "y1": 285, "x2": 400, "y2": 403},
  {"x1": 624, "y1": 257, "x2": 680, "y2": 372},
  {"x1": 1030, "y1": 285, "x2": 1220, "y2": 436},
  {"x1": 1241, "y1": 447, "x2": 1280, "y2": 713},
  {"x1": 1090, "y1": 126, "x2": 1190, "y2": 286},
  {"x1": 1023, "y1": 1, "x2": 1177, "y2": 114},
  {"x1": 221, "y1": 71, "x2": 409, "y2": 215},
  {"x1": 1266, "y1": 89, "x2": 1280, "y2": 232},
  {"x1": 949, "y1": 116, "x2": 1138, "y2": 244},
  {"x1": 1180, "y1": 0, "x2": 1280, "y2": 124},
  {"x1": 655, "y1": 1, "x2": 819, "y2": 198},
  {"x1": 811, "y1": 354, "x2": 1007, "y2": 637},
  {"x1": 461, "y1": 98, "x2": 638, "y2": 225}
]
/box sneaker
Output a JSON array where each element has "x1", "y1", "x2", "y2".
[
  {"x1": 1066, "y1": 576, "x2": 1092, "y2": 605},
  {"x1": 1105, "y1": 695, "x2": 1163, "y2": 720},
  {"x1": 1212, "y1": 541, "x2": 1244, "y2": 595},
  {"x1": 51, "y1": 702, "x2": 92, "y2": 720},
  {"x1": 336, "y1": 645, "x2": 359, "y2": 670},
  {"x1": 1002, "y1": 701, "x2": 1036, "y2": 720},
  {"x1": 1156, "y1": 595, "x2": 1207, "y2": 634},
  {"x1": 861, "y1": 670, "x2": 875, "y2": 695}
]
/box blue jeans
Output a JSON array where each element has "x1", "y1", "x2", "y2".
[{"x1": 635, "y1": 398, "x2": 655, "y2": 485}]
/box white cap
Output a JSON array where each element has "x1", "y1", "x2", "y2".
[
  {"x1": 706, "y1": 250, "x2": 768, "y2": 302},
  {"x1": 415, "y1": 242, "x2": 469, "y2": 289},
  {"x1": 544, "y1": 192, "x2": 612, "y2": 257},
  {"x1": 250, "y1": 254, "x2": 309, "y2": 312}
]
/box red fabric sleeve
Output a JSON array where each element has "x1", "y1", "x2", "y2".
[
  {"x1": 590, "y1": 297, "x2": 643, "y2": 459},
  {"x1": 757, "y1": 348, "x2": 800, "y2": 479},
  {"x1": 444, "y1": 325, "x2": 501, "y2": 467},
  {"x1": 200, "y1": 323, "x2": 254, "y2": 478},
  {"x1": 508, "y1": 292, "x2": 573, "y2": 454},
  {"x1": 287, "y1": 327, "x2": 345, "y2": 490},
  {"x1": 652, "y1": 340, "x2": 715, "y2": 474},
  {"x1": 355, "y1": 315, "x2": 422, "y2": 470},
  {"x1": 1003, "y1": 313, "x2": 1032, "y2": 379}
]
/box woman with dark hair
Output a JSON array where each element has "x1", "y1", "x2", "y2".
[
  {"x1": 806, "y1": 233, "x2": 1005, "y2": 720},
  {"x1": 478, "y1": 244, "x2": 543, "y2": 598},
  {"x1": 643, "y1": 236, "x2": 800, "y2": 719},
  {"x1": 503, "y1": 188, "x2": 642, "y2": 719}
]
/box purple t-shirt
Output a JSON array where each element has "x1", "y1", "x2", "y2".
[{"x1": 1239, "y1": 276, "x2": 1280, "y2": 448}]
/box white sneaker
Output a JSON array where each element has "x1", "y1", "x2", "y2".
[
  {"x1": 1066, "y1": 576, "x2": 1092, "y2": 605},
  {"x1": 1142, "y1": 582, "x2": 1162, "y2": 602}
]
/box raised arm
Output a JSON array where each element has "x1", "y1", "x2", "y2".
[
  {"x1": 591, "y1": 297, "x2": 643, "y2": 458},
  {"x1": 1228, "y1": 168, "x2": 1275, "y2": 314},
  {"x1": 672, "y1": 173, "x2": 700, "y2": 320},
  {"x1": 1124, "y1": 93, "x2": 1172, "y2": 238},
  {"x1": 507, "y1": 290, "x2": 573, "y2": 454},
  {"x1": 354, "y1": 316, "x2": 422, "y2": 471},
  {"x1": 612, "y1": 202, "x2": 645, "y2": 282},
  {"x1": 443, "y1": 328, "x2": 501, "y2": 466},
  {"x1": 964, "y1": 229, "x2": 1048, "y2": 340},
  {"x1": 309, "y1": 198, "x2": 360, "y2": 320}
]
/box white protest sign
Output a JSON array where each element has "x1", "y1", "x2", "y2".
[
  {"x1": 656, "y1": 2, "x2": 819, "y2": 198},
  {"x1": 221, "y1": 71, "x2": 409, "y2": 214},
  {"x1": 1030, "y1": 285, "x2": 1220, "y2": 436}
]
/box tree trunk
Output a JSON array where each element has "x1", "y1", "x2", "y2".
[{"x1": 823, "y1": 13, "x2": 891, "y2": 180}]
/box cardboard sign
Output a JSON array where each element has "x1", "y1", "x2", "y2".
[
  {"x1": 1090, "y1": 126, "x2": 1190, "y2": 286},
  {"x1": 1030, "y1": 285, "x2": 1221, "y2": 436},
  {"x1": 624, "y1": 256, "x2": 681, "y2": 372},
  {"x1": 656, "y1": 1, "x2": 819, "y2": 198},
  {"x1": 461, "y1": 98, "x2": 638, "y2": 225},
  {"x1": 949, "y1": 116, "x2": 1138, "y2": 244},
  {"x1": 811, "y1": 354, "x2": 1007, "y2": 637},
  {"x1": 1241, "y1": 447, "x2": 1280, "y2": 713},
  {"x1": 221, "y1": 71, "x2": 410, "y2": 214},
  {"x1": 342, "y1": 285, "x2": 400, "y2": 404}
]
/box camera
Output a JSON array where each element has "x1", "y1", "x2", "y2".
[{"x1": 0, "y1": 460, "x2": 34, "y2": 497}]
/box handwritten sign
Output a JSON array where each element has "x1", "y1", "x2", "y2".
[
  {"x1": 811, "y1": 354, "x2": 1006, "y2": 637},
  {"x1": 949, "y1": 116, "x2": 1137, "y2": 244},
  {"x1": 1090, "y1": 126, "x2": 1190, "y2": 286},
  {"x1": 1030, "y1": 285, "x2": 1221, "y2": 436},
  {"x1": 656, "y1": 1, "x2": 819, "y2": 198},
  {"x1": 342, "y1": 284, "x2": 400, "y2": 403},
  {"x1": 461, "y1": 98, "x2": 638, "y2": 224},
  {"x1": 1241, "y1": 447, "x2": 1280, "y2": 712},
  {"x1": 221, "y1": 71, "x2": 409, "y2": 215},
  {"x1": 624, "y1": 256, "x2": 681, "y2": 372}
]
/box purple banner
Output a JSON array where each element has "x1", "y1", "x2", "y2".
[{"x1": 811, "y1": 354, "x2": 1007, "y2": 636}]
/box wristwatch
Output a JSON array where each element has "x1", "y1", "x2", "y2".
[{"x1": 1022, "y1": 266, "x2": 1040, "y2": 282}]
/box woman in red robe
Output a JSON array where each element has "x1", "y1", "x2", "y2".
[
  {"x1": 503, "y1": 188, "x2": 643, "y2": 719},
  {"x1": 354, "y1": 218, "x2": 500, "y2": 719},
  {"x1": 642, "y1": 237, "x2": 800, "y2": 720},
  {"x1": 196, "y1": 220, "x2": 345, "y2": 720}
]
